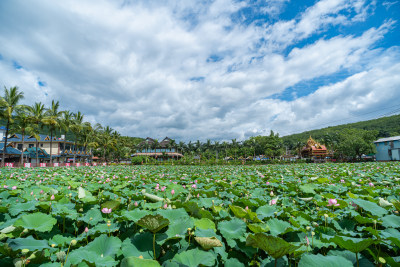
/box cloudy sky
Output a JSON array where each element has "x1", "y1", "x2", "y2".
[{"x1": 0, "y1": 0, "x2": 399, "y2": 141}]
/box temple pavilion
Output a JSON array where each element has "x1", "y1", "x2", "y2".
[{"x1": 301, "y1": 136, "x2": 328, "y2": 162}]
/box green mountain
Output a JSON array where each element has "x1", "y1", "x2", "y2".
[{"x1": 281, "y1": 114, "x2": 400, "y2": 148}]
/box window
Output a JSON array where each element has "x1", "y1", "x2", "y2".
[
  {"x1": 29, "y1": 144, "x2": 34, "y2": 148},
  {"x1": 40, "y1": 144, "x2": 43, "y2": 147},
  {"x1": 17, "y1": 144, "x2": 23, "y2": 150}
]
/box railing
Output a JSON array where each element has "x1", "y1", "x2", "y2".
[{"x1": 2, "y1": 162, "x2": 108, "y2": 168}]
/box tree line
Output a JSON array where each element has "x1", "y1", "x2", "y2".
[{"x1": 0, "y1": 86, "x2": 137, "y2": 166}]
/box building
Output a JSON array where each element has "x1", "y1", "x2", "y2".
[
  {"x1": 374, "y1": 136, "x2": 400, "y2": 161},
  {"x1": 133, "y1": 137, "x2": 183, "y2": 160},
  {"x1": 0, "y1": 142, "x2": 22, "y2": 162},
  {"x1": 301, "y1": 136, "x2": 328, "y2": 162},
  {"x1": 2, "y1": 134, "x2": 90, "y2": 163}
]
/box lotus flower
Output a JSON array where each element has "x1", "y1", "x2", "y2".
[
  {"x1": 12, "y1": 186, "x2": 17, "y2": 190},
  {"x1": 305, "y1": 236, "x2": 310, "y2": 246},
  {"x1": 51, "y1": 195, "x2": 55, "y2": 200},
  {"x1": 369, "y1": 182, "x2": 374, "y2": 187},
  {"x1": 101, "y1": 208, "x2": 112, "y2": 214},
  {"x1": 3, "y1": 185, "x2": 8, "y2": 189},
  {"x1": 84, "y1": 227, "x2": 89, "y2": 233},
  {"x1": 191, "y1": 184, "x2": 197, "y2": 189},
  {"x1": 134, "y1": 201, "x2": 138, "y2": 207},
  {"x1": 171, "y1": 189, "x2": 175, "y2": 195},
  {"x1": 163, "y1": 203, "x2": 168, "y2": 209},
  {"x1": 327, "y1": 199, "x2": 340, "y2": 206},
  {"x1": 270, "y1": 199, "x2": 277, "y2": 205},
  {"x1": 266, "y1": 182, "x2": 270, "y2": 185}
]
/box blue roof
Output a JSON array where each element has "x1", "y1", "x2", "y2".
[
  {"x1": 3, "y1": 134, "x2": 73, "y2": 143},
  {"x1": 0, "y1": 126, "x2": 7, "y2": 131},
  {"x1": 0, "y1": 143, "x2": 21, "y2": 155}
]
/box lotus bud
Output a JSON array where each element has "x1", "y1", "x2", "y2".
[
  {"x1": 379, "y1": 257, "x2": 386, "y2": 264},
  {"x1": 21, "y1": 249, "x2": 29, "y2": 255},
  {"x1": 70, "y1": 240, "x2": 77, "y2": 246},
  {"x1": 324, "y1": 214, "x2": 329, "y2": 218},
  {"x1": 22, "y1": 229, "x2": 29, "y2": 234},
  {"x1": 13, "y1": 259, "x2": 23, "y2": 267},
  {"x1": 51, "y1": 244, "x2": 56, "y2": 248},
  {"x1": 311, "y1": 231, "x2": 315, "y2": 236},
  {"x1": 306, "y1": 226, "x2": 311, "y2": 231},
  {"x1": 139, "y1": 255, "x2": 144, "y2": 259}
]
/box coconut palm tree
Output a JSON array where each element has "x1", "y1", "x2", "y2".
[
  {"x1": 10, "y1": 108, "x2": 34, "y2": 165},
  {"x1": 27, "y1": 102, "x2": 45, "y2": 166},
  {"x1": 70, "y1": 111, "x2": 85, "y2": 164},
  {"x1": 59, "y1": 111, "x2": 74, "y2": 162},
  {"x1": 0, "y1": 86, "x2": 25, "y2": 167},
  {"x1": 43, "y1": 100, "x2": 63, "y2": 164}
]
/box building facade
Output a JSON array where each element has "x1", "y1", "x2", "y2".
[
  {"x1": 374, "y1": 136, "x2": 400, "y2": 161},
  {"x1": 3, "y1": 134, "x2": 90, "y2": 163},
  {"x1": 301, "y1": 136, "x2": 328, "y2": 162},
  {"x1": 133, "y1": 137, "x2": 183, "y2": 160}
]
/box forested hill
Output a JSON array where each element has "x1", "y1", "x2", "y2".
[{"x1": 281, "y1": 114, "x2": 400, "y2": 145}]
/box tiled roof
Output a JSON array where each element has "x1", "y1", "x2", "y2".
[
  {"x1": 0, "y1": 143, "x2": 21, "y2": 155},
  {"x1": 4, "y1": 134, "x2": 74, "y2": 143}
]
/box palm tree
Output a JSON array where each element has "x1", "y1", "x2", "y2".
[
  {"x1": 70, "y1": 111, "x2": 85, "y2": 164},
  {"x1": 0, "y1": 86, "x2": 25, "y2": 167},
  {"x1": 43, "y1": 100, "x2": 63, "y2": 164},
  {"x1": 10, "y1": 108, "x2": 34, "y2": 165},
  {"x1": 27, "y1": 102, "x2": 46, "y2": 166},
  {"x1": 59, "y1": 110, "x2": 74, "y2": 161}
]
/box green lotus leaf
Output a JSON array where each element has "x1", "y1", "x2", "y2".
[
  {"x1": 248, "y1": 223, "x2": 269, "y2": 233},
  {"x1": 137, "y1": 214, "x2": 169, "y2": 233},
  {"x1": 381, "y1": 214, "x2": 400, "y2": 228},
  {"x1": 66, "y1": 249, "x2": 118, "y2": 267},
  {"x1": 165, "y1": 217, "x2": 194, "y2": 240},
  {"x1": 122, "y1": 232, "x2": 160, "y2": 259},
  {"x1": 246, "y1": 233, "x2": 299, "y2": 259},
  {"x1": 256, "y1": 205, "x2": 276, "y2": 220},
  {"x1": 350, "y1": 198, "x2": 388, "y2": 217},
  {"x1": 8, "y1": 202, "x2": 36, "y2": 216},
  {"x1": 172, "y1": 248, "x2": 216, "y2": 266},
  {"x1": 299, "y1": 184, "x2": 316, "y2": 194},
  {"x1": 218, "y1": 218, "x2": 246, "y2": 247},
  {"x1": 80, "y1": 208, "x2": 104, "y2": 225},
  {"x1": 194, "y1": 218, "x2": 216, "y2": 231},
  {"x1": 298, "y1": 254, "x2": 353, "y2": 267},
  {"x1": 85, "y1": 234, "x2": 122, "y2": 257},
  {"x1": 7, "y1": 236, "x2": 50, "y2": 251},
  {"x1": 101, "y1": 200, "x2": 120, "y2": 211},
  {"x1": 331, "y1": 236, "x2": 374, "y2": 253},
  {"x1": 48, "y1": 234, "x2": 73, "y2": 247},
  {"x1": 121, "y1": 210, "x2": 150, "y2": 222},
  {"x1": 14, "y1": 212, "x2": 57, "y2": 232},
  {"x1": 156, "y1": 208, "x2": 189, "y2": 223},
  {"x1": 229, "y1": 205, "x2": 247, "y2": 218},
  {"x1": 121, "y1": 256, "x2": 161, "y2": 267},
  {"x1": 266, "y1": 218, "x2": 291, "y2": 236},
  {"x1": 194, "y1": 236, "x2": 223, "y2": 250}
]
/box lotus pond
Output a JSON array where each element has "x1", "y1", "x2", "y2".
[{"x1": 1, "y1": 163, "x2": 400, "y2": 267}]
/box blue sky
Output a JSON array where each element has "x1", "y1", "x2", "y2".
[{"x1": 0, "y1": 0, "x2": 399, "y2": 141}]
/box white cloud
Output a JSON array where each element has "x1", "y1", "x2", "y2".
[{"x1": 0, "y1": 0, "x2": 398, "y2": 141}]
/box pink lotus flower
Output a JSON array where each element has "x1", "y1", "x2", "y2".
[
  {"x1": 101, "y1": 208, "x2": 112, "y2": 214},
  {"x1": 134, "y1": 201, "x2": 138, "y2": 207},
  {"x1": 266, "y1": 182, "x2": 270, "y2": 185},
  {"x1": 163, "y1": 203, "x2": 168, "y2": 209},
  {"x1": 368, "y1": 182, "x2": 374, "y2": 187},
  {"x1": 51, "y1": 195, "x2": 55, "y2": 200},
  {"x1": 305, "y1": 236, "x2": 310, "y2": 246},
  {"x1": 161, "y1": 186, "x2": 166, "y2": 192},
  {"x1": 12, "y1": 186, "x2": 17, "y2": 190},
  {"x1": 191, "y1": 184, "x2": 197, "y2": 189},
  {"x1": 270, "y1": 199, "x2": 277, "y2": 205},
  {"x1": 171, "y1": 189, "x2": 175, "y2": 195},
  {"x1": 245, "y1": 206, "x2": 249, "y2": 210},
  {"x1": 197, "y1": 194, "x2": 200, "y2": 198},
  {"x1": 30, "y1": 191, "x2": 33, "y2": 195},
  {"x1": 84, "y1": 227, "x2": 89, "y2": 233},
  {"x1": 3, "y1": 185, "x2": 8, "y2": 189},
  {"x1": 327, "y1": 199, "x2": 340, "y2": 206}
]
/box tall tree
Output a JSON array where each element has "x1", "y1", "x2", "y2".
[
  {"x1": 0, "y1": 86, "x2": 24, "y2": 166},
  {"x1": 70, "y1": 111, "x2": 85, "y2": 164},
  {"x1": 59, "y1": 111, "x2": 74, "y2": 161},
  {"x1": 44, "y1": 100, "x2": 63, "y2": 164},
  {"x1": 28, "y1": 102, "x2": 45, "y2": 165},
  {"x1": 10, "y1": 108, "x2": 34, "y2": 165}
]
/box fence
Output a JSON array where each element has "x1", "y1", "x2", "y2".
[{"x1": 2, "y1": 162, "x2": 108, "y2": 168}]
